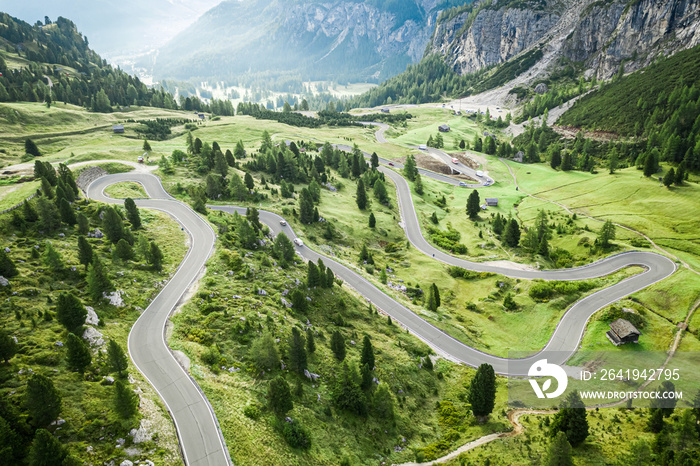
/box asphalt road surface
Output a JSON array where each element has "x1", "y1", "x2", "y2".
[
  {"x1": 86, "y1": 156, "x2": 675, "y2": 463},
  {"x1": 87, "y1": 174, "x2": 232, "y2": 466}
]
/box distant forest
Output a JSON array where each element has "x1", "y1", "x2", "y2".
[{"x1": 0, "y1": 13, "x2": 233, "y2": 115}]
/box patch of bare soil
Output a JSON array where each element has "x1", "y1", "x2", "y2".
[
  {"x1": 554, "y1": 125, "x2": 621, "y2": 142},
  {"x1": 395, "y1": 154, "x2": 478, "y2": 182}
]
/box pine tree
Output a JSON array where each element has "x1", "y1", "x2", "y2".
[
  {"x1": 214, "y1": 151, "x2": 228, "y2": 177},
  {"x1": 123, "y1": 198, "x2": 141, "y2": 229},
  {"x1": 114, "y1": 380, "x2": 139, "y2": 418},
  {"x1": 403, "y1": 155, "x2": 418, "y2": 181},
  {"x1": 114, "y1": 239, "x2": 134, "y2": 262},
  {"x1": 431, "y1": 283, "x2": 441, "y2": 308},
  {"x1": 299, "y1": 188, "x2": 315, "y2": 224},
  {"x1": 56, "y1": 292, "x2": 86, "y2": 333},
  {"x1": 414, "y1": 172, "x2": 424, "y2": 195},
  {"x1": 544, "y1": 431, "x2": 573, "y2": 466},
  {"x1": 538, "y1": 235, "x2": 550, "y2": 257},
  {"x1": 493, "y1": 214, "x2": 504, "y2": 235},
  {"x1": 25, "y1": 374, "x2": 61, "y2": 427},
  {"x1": 0, "y1": 250, "x2": 17, "y2": 278},
  {"x1": 306, "y1": 329, "x2": 316, "y2": 354},
  {"x1": 288, "y1": 327, "x2": 307, "y2": 374},
  {"x1": 36, "y1": 197, "x2": 61, "y2": 231},
  {"x1": 360, "y1": 335, "x2": 375, "y2": 370},
  {"x1": 503, "y1": 219, "x2": 521, "y2": 247},
  {"x1": 550, "y1": 390, "x2": 588, "y2": 446},
  {"x1": 77, "y1": 213, "x2": 89, "y2": 235},
  {"x1": 28, "y1": 429, "x2": 67, "y2": 466},
  {"x1": 25, "y1": 138, "x2": 41, "y2": 157},
  {"x1": 0, "y1": 329, "x2": 18, "y2": 363},
  {"x1": 66, "y1": 333, "x2": 91, "y2": 374},
  {"x1": 466, "y1": 190, "x2": 481, "y2": 219},
  {"x1": 325, "y1": 267, "x2": 335, "y2": 289},
  {"x1": 290, "y1": 289, "x2": 307, "y2": 312},
  {"x1": 107, "y1": 339, "x2": 129, "y2": 377},
  {"x1": 368, "y1": 212, "x2": 376, "y2": 228},
  {"x1": 333, "y1": 362, "x2": 367, "y2": 416},
  {"x1": 371, "y1": 152, "x2": 379, "y2": 169},
  {"x1": 42, "y1": 242, "x2": 63, "y2": 272},
  {"x1": 330, "y1": 331, "x2": 346, "y2": 361},
  {"x1": 468, "y1": 363, "x2": 496, "y2": 419},
  {"x1": 608, "y1": 148, "x2": 618, "y2": 174},
  {"x1": 86, "y1": 257, "x2": 113, "y2": 302},
  {"x1": 663, "y1": 168, "x2": 675, "y2": 187},
  {"x1": 373, "y1": 179, "x2": 388, "y2": 204},
  {"x1": 307, "y1": 261, "x2": 321, "y2": 287},
  {"x1": 561, "y1": 152, "x2": 573, "y2": 171},
  {"x1": 550, "y1": 148, "x2": 562, "y2": 169},
  {"x1": 23, "y1": 200, "x2": 39, "y2": 223},
  {"x1": 268, "y1": 376, "x2": 293, "y2": 416},
  {"x1": 102, "y1": 206, "x2": 124, "y2": 243},
  {"x1": 643, "y1": 150, "x2": 658, "y2": 177},
  {"x1": 675, "y1": 165, "x2": 685, "y2": 185},
  {"x1": 597, "y1": 221, "x2": 616, "y2": 249},
  {"x1": 356, "y1": 179, "x2": 368, "y2": 210},
  {"x1": 56, "y1": 198, "x2": 75, "y2": 226},
  {"x1": 149, "y1": 242, "x2": 164, "y2": 271},
  {"x1": 244, "y1": 172, "x2": 255, "y2": 191}
]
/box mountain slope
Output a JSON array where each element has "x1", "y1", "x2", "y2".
[
  {"x1": 0, "y1": 0, "x2": 220, "y2": 59},
  {"x1": 148, "y1": 0, "x2": 472, "y2": 84}
]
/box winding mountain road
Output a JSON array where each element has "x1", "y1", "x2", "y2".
[{"x1": 84, "y1": 144, "x2": 676, "y2": 464}]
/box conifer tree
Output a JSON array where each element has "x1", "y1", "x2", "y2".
[
  {"x1": 56, "y1": 292, "x2": 86, "y2": 333},
  {"x1": 58, "y1": 198, "x2": 76, "y2": 225},
  {"x1": 360, "y1": 335, "x2": 374, "y2": 370},
  {"x1": 268, "y1": 376, "x2": 293, "y2": 416},
  {"x1": 123, "y1": 198, "x2": 141, "y2": 229},
  {"x1": 28, "y1": 429, "x2": 67, "y2": 466},
  {"x1": 288, "y1": 327, "x2": 307, "y2": 374},
  {"x1": 403, "y1": 155, "x2": 418, "y2": 181},
  {"x1": 544, "y1": 431, "x2": 573, "y2": 466},
  {"x1": 25, "y1": 138, "x2": 41, "y2": 157},
  {"x1": 102, "y1": 206, "x2": 124, "y2": 243},
  {"x1": 114, "y1": 380, "x2": 139, "y2": 419},
  {"x1": 414, "y1": 172, "x2": 424, "y2": 195},
  {"x1": 25, "y1": 374, "x2": 61, "y2": 427},
  {"x1": 107, "y1": 339, "x2": 129, "y2": 378},
  {"x1": 306, "y1": 329, "x2": 316, "y2": 354},
  {"x1": 66, "y1": 333, "x2": 91, "y2": 374},
  {"x1": 369, "y1": 212, "x2": 376, "y2": 228},
  {"x1": 468, "y1": 363, "x2": 496, "y2": 419},
  {"x1": 77, "y1": 213, "x2": 89, "y2": 235},
  {"x1": 356, "y1": 179, "x2": 368, "y2": 210},
  {"x1": 149, "y1": 242, "x2": 164, "y2": 271},
  {"x1": 42, "y1": 242, "x2": 63, "y2": 273},
  {"x1": 86, "y1": 257, "x2": 113, "y2": 301},
  {"x1": 0, "y1": 329, "x2": 18, "y2": 363},
  {"x1": 330, "y1": 331, "x2": 346, "y2": 361},
  {"x1": 0, "y1": 250, "x2": 17, "y2": 278},
  {"x1": 503, "y1": 219, "x2": 521, "y2": 247},
  {"x1": 550, "y1": 390, "x2": 589, "y2": 446},
  {"x1": 663, "y1": 168, "x2": 675, "y2": 187},
  {"x1": 466, "y1": 190, "x2": 481, "y2": 219}
]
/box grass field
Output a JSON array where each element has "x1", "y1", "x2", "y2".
[
  {"x1": 387, "y1": 107, "x2": 481, "y2": 151},
  {"x1": 0, "y1": 180, "x2": 39, "y2": 211},
  {"x1": 505, "y1": 160, "x2": 700, "y2": 271},
  {"x1": 104, "y1": 181, "x2": 148, "y2": 199}
]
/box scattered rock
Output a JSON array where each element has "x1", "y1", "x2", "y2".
[
  {"x1": 280, "y1": 298, "x2": 292, "y2": 308},
  {"x1": 85, "y1": 307, "x2": 99, "y2": 326},
  {"x1": 55, "y1": 341, "x2": 64, "y2": 347},
  {"x1": 3, "y1": 247, "x2": 9, "y2": 253},
  {"x1": 258, "y1": 289, "x2": 267, "y2": 296},
  {"x1": 58, "y1": 233, "x2": 65, "y2": 238},
  {"x1": 129, "y1": 422, "x2": 152, "y2": 444},
  {"x1": 534, "y1": 83, "x2": 548, "y2": 94},
  {"x1": 103, "y1": 376, "x2": 115, "y2": 385},
  {"x1": 103, "y1": 290, "x2": 124, "y2": 307},
  {"x1": 0, "y1": 276, "x2": 9, "y2": 287},
  {"x1": 88, "y1": 228, "x2": 104, "y2": 239},
  {"x1": 304, "y1": 369, "x2": 320, "y2": 382},
  {"x1": 119, "y1": 460, "x2": 133, "y2": 466},
  {"x1": 83, "y1": 327, "x2": 105, "y2": 347}
]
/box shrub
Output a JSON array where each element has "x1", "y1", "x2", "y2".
[
  {"x1": 243, "y1": 404, "x2": 261, "y2": 420},
  {"x1": 282, "y1": 420, "x2": 311, "y2": 449}
]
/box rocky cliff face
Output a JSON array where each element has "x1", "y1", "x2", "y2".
[
  {"x1": 150, "y1": 0, "x2": 447, "y2": 83},
  {"x1": 428, "y1": 0, "x2": 700, "y2": 81}
]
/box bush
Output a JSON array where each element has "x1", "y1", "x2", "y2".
[
  {"x1": 282, "y1": 420, "x2": 311, "y2": 449},
  {"x1": 448, "y1": 266, "x2": 495, "y2": 280},
  {"x1": 529, "y1": 282, "x2": 554, "y2": 301},
  {"x1": 243, "y1": 404, "x2": 261, "y2": 420}
]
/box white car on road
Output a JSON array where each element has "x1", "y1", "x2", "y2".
[
  {"x1": 452, "y1": 158, "x2": 459, "y2": 164},
  {"x1": 418, "y1": 144, "x2": 427, "y2": 150},
  {"x1": 293, "y1": 238, "x2": 303, "y2": 247},
  {"x1": 280, "y1": 220, "x2": 287, "y2": 226},
  {"x1": 476, "y1": 170, "x2": 484, "y2": 177}
]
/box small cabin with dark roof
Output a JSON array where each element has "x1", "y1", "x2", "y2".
[
  {"x1": 381, "y1": 108, "x2": 390, "y2": 113},
  {"x1": 485, "y1": 198, "x2": 498, "y2": 207},
  {"x1": 438, "y1": 124, "x2": 451, "y2": 132},
  {"x1": 112, "y1": 124, "x2": 124, "y2": 134},
  {"x1": 606, "y1": 318, "x2": 641, "y2": 346}
]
